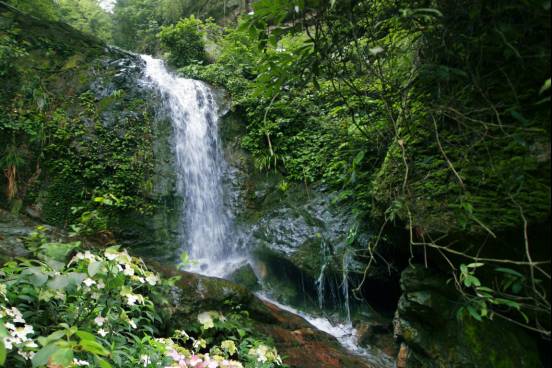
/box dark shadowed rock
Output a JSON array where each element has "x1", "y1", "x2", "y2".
[{"x1": 393, "y1": 265, "x2": 542, "y2": 368}]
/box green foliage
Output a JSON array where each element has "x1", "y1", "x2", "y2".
[
  {"x1": 3, "y1": 0, "x2": 60, "y2": 21},
  {"x1": 158, "y1": 16, "x2": 207, "y2": 68},
  {"x1": 0, "y1": 8, "x2": 156, "y2": 233},
  {"x1": 0, "y1": 229, "x2": 283, "y2": 367},
  {"x1": 455, "y1": 263, "x2": 540, "y2": 327},
  {"x1": 5, "y1": 0, "x2": 112, "y2": 42},
  {"x1": 179, "y1": 0, "x2": 550, "y2": 334},
  {"x1": 112, "y1": 0, "x2": 162, "y2": 53},
  {"x1": 57, "y1": 0, "x2": 113, "y2": 42}
]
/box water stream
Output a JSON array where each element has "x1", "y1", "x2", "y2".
[
  {"x1": 141, "y1": 55, "x2": 242, "y2": 276},
  {"x1": 140, "y1": 55, "x2": 388, "y2": 364},
  {"x1": 257, "y1": 294, "x2": 395, "y2": 368}
]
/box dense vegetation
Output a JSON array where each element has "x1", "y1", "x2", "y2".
[
  {"x1": 1, "y1": 0, "x2": 550, "y2": 366},
  {"x1": 0, "y1": 224, "x2": 283, "y2": 367},
  {"x1": 176, "y1": 0, "x2": 551, "y2": 338}
]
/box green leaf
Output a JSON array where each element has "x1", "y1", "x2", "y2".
[
  {"x1": 22, "y1": 267, "x2": 48, "y2": 286},
  {"x1": 493, "y1": 298, "x2": 521, "y2": 310},
  {"x1": 40, "y1": 242, "x2": 80, "y2": 262},
  {"x1": 76, "y1": 331, "x2": 98, "y2": 342},
  {"x1": 88, "y1": 261, "x2": 103, "y2": 277},
  {"x1": 467, "y1": 305, "x2": 482, "y2": 321},
  {"x1": 38, "y1": 330, "x2": 66, "y2": 347},
  {"x1": 0, "y1": 324, "x2": 7, "y2": 338},
  {"x1": 67, "y1": 272, "x2": 87, "y2": 287},
  {"x1": 539, "y1": 78, "x2": 551, "y2": 94},
  {"x1": 32, "y1": 344, "x2": 59, "y2": 367},
  {"x1": 97, "y1": 358, "x2": 113, "y2": 368},
  {"x1": 495, "y1": 267, "x2": 524, "y2": 278},
  {"x1": 0, "y1": 338, "x2": 6, "y2": 366},
  {"x1": 50, "y1": 348, "x2": 73, "y2": 366},
  {"x1": 47, "y1": 275, "x2": 69, "y2": 290},
  {"x1": 80, "y1": 340, "x2": 109, "y2": 356}
]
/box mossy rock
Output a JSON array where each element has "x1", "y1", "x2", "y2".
[
  {"x1": 394, "y1": 265, "x2": 542, "y2": 367},
  {"x1": 228, "y1": 263, "x2": 261, "y2": 291}
]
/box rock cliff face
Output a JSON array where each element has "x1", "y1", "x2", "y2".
[{"x1": 0, "y1": 2, "x2": 181, "y2": 256}]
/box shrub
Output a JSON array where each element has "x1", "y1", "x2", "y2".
[
  {"x1": 158, "y1": 16, "x2": 207, "y2": 68},
  {"x1": 0, "y1": 228, "x2": 284, "y2": 367}
]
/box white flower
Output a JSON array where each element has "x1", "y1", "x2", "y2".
[
  {"x1": 83, "y1": 278, "x2": 96, "y2": 287},
  {"x1": 189, "y1": 355, "x2": 203, "y2": 367},
  {"x1": 97, "y1": 280, "x2": 106, "y2": 289},
  {"x1": 94, "y1": 316, "x2": 106, "y2": 326},
  {"x1": 128, "y1": 319, "x2": 137, "y2": 329},
  {"x1": 197, "y1": 312, "x2": 216, "y2": 329},
  {"x1": 73, "y1": 359, "x2": 90, "y2": 366},
  {"x1": 145, "y1": 273, "x2": 159, "y2": 286},
  {"x1": 248, "y1": 11, "x2": 255, "y2": 15},
  {"x1": 18, "y1": 350, "x2": 35, "y2": 360},
  {"x1": 25, "y1": 340, "x2": 38, "y2": 348},
  {"x1": 3, "y1": 337, "x2": 13, "y2": 350},
  {"x1": 14, "y1": 324, "x2": 34, "y2": 339},
  {"x1": 5, "y1": 307, "x2": 25, "y2": 323},
  {"x1": 97, "y1": 328, "x2": 108, "y2": 337},
  {"x1": 123, "y1": 265, "x2": 134, "y2": 276},
  {"x1": 125, "y1": 293, "x2": 144, "y2": 306},
  {"x1": 105, "y1": 252, "x2": 118, "y2": 261},
  {"x1": 140, "y1": 355, "x2": 151, "y2": 367}
]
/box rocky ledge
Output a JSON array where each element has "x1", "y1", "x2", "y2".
[{"x1": 154, "y1": 264, "x2": 383, "y2": 368}]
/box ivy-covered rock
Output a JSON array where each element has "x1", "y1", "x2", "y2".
[
  {"x1": 393, "y1": 265, "x2": 542, "y2": 367},
  {"x1": 0, "y1": 3, "x2": 181, "y2": 254}
]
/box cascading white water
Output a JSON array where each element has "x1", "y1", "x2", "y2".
[
  {"x1": 140, "y1": 55, "x2": 389, "y2": 364},
  {"x1": 257, "y1": 294, "x2": 395, "y2": 368},
  {"x1": 141, "y1": 55, "x2": 232, "y2": 271}
]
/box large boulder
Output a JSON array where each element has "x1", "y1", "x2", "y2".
[{"x1": 393, "y1": 265, "x2": 542, "y2": 367}]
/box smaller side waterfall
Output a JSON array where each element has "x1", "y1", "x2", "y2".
[
  {"x1": 316, "y1": 237, "x2": 330, "y2": 309},
  {"x1": 141, "y1": 55, "x2": 235, "y2": 273}
]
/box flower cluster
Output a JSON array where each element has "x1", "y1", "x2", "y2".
[
  {"x1": 0, "y1": 306, "x2": 38, "y2": 361},
  {"x1": 68, "y1": 246, "x2": 162, "y2": 339},
  {"x1": 153, "y1": 336, "x2": 244, "y2": 368},
  {"x1": 248, "y1": 345, "x2": 283, "y2": 365},
  {"x1": 1, "y1": 238, "x2": 284, "y2": 368}
]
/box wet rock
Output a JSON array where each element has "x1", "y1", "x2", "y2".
[
  {"x1": 393, "y1": 264, "x2": 542, "y2": 368},
  {"x1": 154, "y1": 265, "x2": 384, "y2": 368},
  {"x1": 355, "y1": 320, "x2": 397, "y2": 359},
  {"x1": 256, "y1": 301, "x2": 381, "y2": 368},
  {"x1": 228, "y1": 263, "x2": 261, "y2": 291}
]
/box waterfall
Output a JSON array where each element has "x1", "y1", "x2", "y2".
[
  {"x1": 316, "y1": 237, "x2": 330, "y2": 310},
  {"x1": 342, "y1": 249, "x2": 352, "y2": 322},
  {"x1": 141, "y1": 55, "x2": 234, "y2": 273}
]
